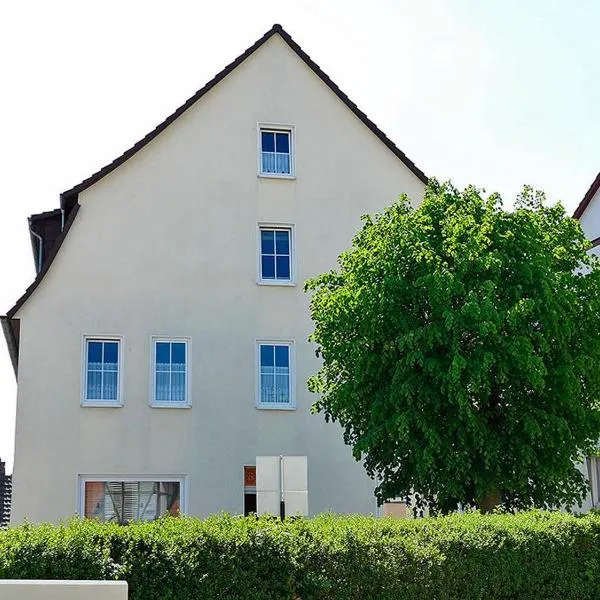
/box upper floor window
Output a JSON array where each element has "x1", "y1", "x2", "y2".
[
  {"x1": 257, "y1": 341, "x2": 294, "y2": 409},
  {"x1": 259, "y1": 226, "x2": 293, "y2": 283},
  {"x1": 83, "y1": 337, "x2": 121, "y2": 406},
  {"x1": 152, "y1": 339, "x2": 190, "y2": 407},
  {"x1": 259, "y1": 126, "x2": 293, "y2": 176}
]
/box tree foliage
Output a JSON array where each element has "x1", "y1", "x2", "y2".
[{"x1": 306, "y1": 180, "x2": 600, "y2": 513}]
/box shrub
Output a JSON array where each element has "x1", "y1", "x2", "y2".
[{"x1": 1, "y1": 511, "x2": 600, "y2": 599}]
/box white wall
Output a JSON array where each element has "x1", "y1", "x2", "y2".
[
  {"x1": 11, "y1": 33, "x2": 425, "y2": 523},
  {"x1": 576, "y1": 189, "x2": 600, "y2": 510},
  {"x1": 0, "y1": 581, "x2": 127, "y2": 600},
  {"x1": 578, "y1": 186, "x2": 600, "y2": 260}
]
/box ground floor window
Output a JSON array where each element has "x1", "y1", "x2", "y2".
[{"x1": 81, "y1": 478, "x2": 182, "y2": 524}]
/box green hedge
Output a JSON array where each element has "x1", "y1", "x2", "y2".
[{"x1": 1, "y1": 512, "x2": 600, "y2": 599}]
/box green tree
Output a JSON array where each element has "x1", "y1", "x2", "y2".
[{"x1": 306, "y1": 180, "x2": 600, "y2": 514}]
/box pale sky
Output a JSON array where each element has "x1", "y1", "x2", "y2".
[{"x1": 1, "y1": 0, "x2": 599, "y2": 472}]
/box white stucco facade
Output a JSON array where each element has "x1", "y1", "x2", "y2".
[
  {"x1": 9, "y1": 31, "x2": 425, "y2": 523},
  {"x1": 575, "y1": 182, "x2": 600, "y2": 513},
  {"x1": 578, "y1": 186, "x2": 600, "y2": 260}
]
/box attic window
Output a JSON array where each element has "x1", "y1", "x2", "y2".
[{"x1": 259, "y1": 126, "x2": 294, "y2": 176}]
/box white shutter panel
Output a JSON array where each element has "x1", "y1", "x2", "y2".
[
  {"x1": 282, "y1": 456, "x2": 308, "y2": 516},
  {"x1": 256, "y1": 456, "x2": 280, "y2": 515}
]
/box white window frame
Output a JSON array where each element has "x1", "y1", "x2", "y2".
[
  {"x1": 150, "y1": 337, "x2": 192, "y2": 408},
  {"x1": 77, "y1": 474, "x2": 188, "y2": 519},
  {"x1": 81, "y1": 335, "x2": 124, "y2": 407},
  {"x1": 257, "y1": 223, "x2": 296, "y2": 286},
  {"x1": 257, "y1": 123, "x2": 295, "y2": 178},
  {"x1": 255, "y1": 339, "x2": 296, "y2": 410}
]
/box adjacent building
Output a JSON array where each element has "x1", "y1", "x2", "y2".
[
  {"x1": 2, "y1": 24, "x2": 427, "y2": 524},
  {"x1": 0, "y1": 459, "x2": 11, "y2": 527},
  {"x1": 573, "y1": 171, "x2": 600, "y2": 512}
]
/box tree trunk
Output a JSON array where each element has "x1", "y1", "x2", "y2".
[{"x1": 479, "y1": 489, "x2": 501, "y2": 514}]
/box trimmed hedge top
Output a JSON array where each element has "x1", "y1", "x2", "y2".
[{"x1": 1, "y1": 512, "x2": 600, "y2": 599}]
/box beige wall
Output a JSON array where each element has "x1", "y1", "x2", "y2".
[
  {"x1": 11, "y1": 34, "x2": 425, "y2": 523},
  {"x1": 0, "y1": 581, "x2": 127, "y2": 600}
]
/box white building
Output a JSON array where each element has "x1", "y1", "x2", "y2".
[
  {"x1": 1, "y1": 24, "x2": 426, "y2": 524},
  {"x1": 574, "y1": 172, "x2": 600, "y2": 260},
  {"x1": 573, "y1": 172, "x2": 600, "y2": 512}
]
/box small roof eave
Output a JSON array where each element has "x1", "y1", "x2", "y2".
[{"x1": 573, "y1": 170, "x2": 600, "y2": 220}]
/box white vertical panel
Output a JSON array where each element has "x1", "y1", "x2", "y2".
[
  {"x1": 282, "y1": 456, "x2": 307, "y2": 491},
  {"x1": 283, "y1": 456, "x2": 308, "y2": 516},
  {"x1": 256, "y1": 456, "x2": 280, "y2": 515},
  {"x1": 283, "y1": 491, "x2": 308, "y2": 516}
]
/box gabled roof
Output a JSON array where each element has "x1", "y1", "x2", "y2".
[
  {"x1": 2, "y1": 23, "x2": 427, "y2": 376},
  {"x1": 573, "y1": 170, "x2": 600, "y2": 220},
  {"x1": 60, "y1": 23, "x2": 426, "y2": 211}
]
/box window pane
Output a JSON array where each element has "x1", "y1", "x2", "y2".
[
  {"x1": 87, "y1": 370, "x2": 102, "y2": 400},
  {"x1": 155, "y1": 371, "x2": 170, "y2": 402},
  {"x1": 261, "y1": 152, "x2": 275, "y2": 173},
  {"x1": 103, "y1": 371, "x2": 118, "y2": 401},
  {"x1": 261, "y1": 255, "x2": 275, "y2": 279},
  {"x1": 261, "y1": 373, "x2": 275, "y2": 403},
  {"x1": 87, "y1": 341, "x2": 102, "y2": 366},
  {"x1": 158, "y1": 482, "x2": 181, "y2": 516},
  {"x1": 275, "y1": 132, "x2": 290, "y2": 153},
  {"x1": 275, "y1": 367, "x2": 290, "y2": 403},
  {"x1": 275, "y1": 230, "x2": 289, "y2": 254},
  {"x1": 275, "y1": 256, "x2": 290, "y2": 279},
  {"x1": 84, "y1": 481, "x2": 106, "y2": 520},
  {"x1": 261, "y1": 131, "x2": 275, "y2": 152},
  {"x1": 171, "y1": 343, "x2": 186, "y2": 368},
  {"x1": 275, "y1": 345, "x2": 289, "y2": 368},
  {"x1": 156, "y1": 342, "x2": 170, "y2": 365},
  {"x1": 260, "y1": 344, "x2": 274, "y2": 367},
  {"x1": 171, "y1": 372, "x2": 186, "y2": 402},
  {"x1": 103, "y1": 342, "x2": 118, "y2": 366},
  {"x1": 275, "y1": 154, "x2": 290, "y2": 174},
  {"x1": 261, "y1": 230, "x2": 275, "y2": 254},
  {"x1": 138, "y1": 482, "x2": 158, "y2": 521}
]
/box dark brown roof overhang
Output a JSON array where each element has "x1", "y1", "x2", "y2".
[
  {"x1": 573, "y1": 170, "x2": 600, "y2": 219},
  {"x1": 1, "y1": 317, "x2": 19, "y2": 378}
]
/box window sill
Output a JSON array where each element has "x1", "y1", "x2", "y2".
[
  {"x1": 258, "y1": 173, "x2": 296, "y2": 180},
  {"x1": 257, "y1": 280, "x2": 296, "y2": 287},
  {"x1": 81, "y1": 401, "x2": 123, "y2": 408},
  {"x1": 151, "y1": 403, "x2": 192, "y2": 409},
  {"x1": 256, "y1": 404, "x2": 297, "y2": 411}
]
